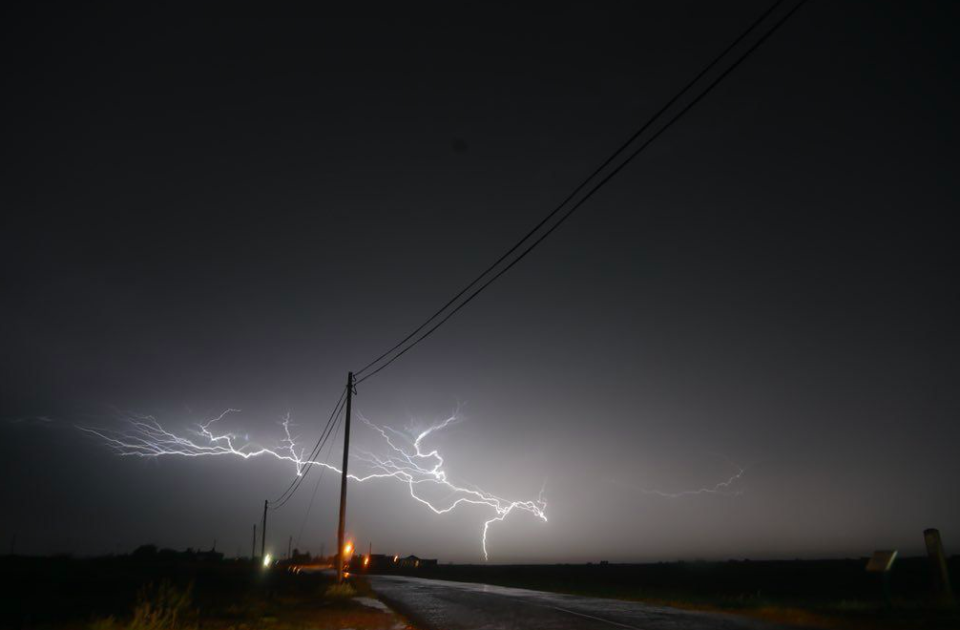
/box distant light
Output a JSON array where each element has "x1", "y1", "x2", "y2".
[
  {"x1": 363, "y1": 556, "x2": 370, "y2": 566},
  {"x1": 344, "y1": 542, "x2": 354, "y2": 555},
  {"x1": 393, "y1": 555, "x2": 399, "y2": 563},
  {"x1": 262, "y1": 553, "x2": 272, "y2": 568}
]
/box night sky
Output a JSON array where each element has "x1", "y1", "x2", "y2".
[{"x1": 2, "y1": 2, "x2": 958, "y2": 563}]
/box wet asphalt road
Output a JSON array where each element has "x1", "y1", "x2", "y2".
[{"x1": 369, "y1": 575, "x2": 792, "y2": 630}]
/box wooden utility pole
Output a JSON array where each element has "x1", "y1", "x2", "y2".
[
  {"x1": 336, "y1": 372, "x2": 354, "y2": 583},
  {"x1": 288, "y1": 535, "x2": 292, "y2": 559},
  {"x1": 252, "y1": 524, "x2": 256, "y2": 559},
  {"x1": 261, "y1": 499, "x2": 268, "y2": 560},
  {"x1": 924, "y1": 528, "x2": 954, "y2": 605}
]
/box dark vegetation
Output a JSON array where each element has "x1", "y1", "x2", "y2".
[
  {"x1": 4, "y1": 553, "x2": 957, "y2": 629},
  {"x1": 373, "y1": 557, "x2": 960, "y2": 629},
  {"x1": 0, "y1": 555, "x2": 402, "y2": 630}
]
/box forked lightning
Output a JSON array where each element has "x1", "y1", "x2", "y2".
[{"x1": 80, "y1": 409, "x2": 546, "y2": 560}]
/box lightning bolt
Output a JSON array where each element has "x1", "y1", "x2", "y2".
[
  {"x1": 638, "y1": 464, "x2": 746, "y2": 498},
  {"x1": 353, "y1": 413, "x2": 547, "y2": 560},
  {"x1": 78, "y1": 408, "x2": 546, "y2": 560},
  {"x1": 603, "y1": 458, "x2": 747, "y2": 499}
]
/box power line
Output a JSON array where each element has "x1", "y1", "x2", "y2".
[
  {"x1": 296, "y1": 407, "x2": 344, "y2": 550},
  {"x1": 354, "y1": 0, "x2": 806, "y2": 385},
  {"x1": 270, "y1": 400, "x2": 342, "y2": 510},
  {"x1": 277, "y1": 0, "x2": 807, "y2": 553},
  {"x1": 269, "y1": 386, "x2": 346, "y2": 509},
  {"x1": 271, "y1": 393, "x2": 343, "y2": 509},
  {"x1": 355, "y1": 0, "x2": 786, "y2": 381}
]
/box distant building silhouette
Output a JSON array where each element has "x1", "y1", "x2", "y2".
[
  {"x1": 129, "y1": 544, "x2": 222, "y2": 563},
  {"x1": 398, "y1": 554, "x2": 437, "y2": 568}
]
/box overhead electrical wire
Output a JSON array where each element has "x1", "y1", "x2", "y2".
[
  {"x1": 296, "y1": 408, "x2": 344, "y2": 549},
  {"x1": 353, "y1": 0, "x2": 806, "y2": 385},
  {"x1": 269, "y1": 385, "x2": 346, "y2": 509},
  {"x1": 270, "y1": 402, "x2": 343, "y2": 510},
  {"x1": 354, "y1": 0, "x2": 786, "y2": 381},
  {"x1": 275, "y1": 0, "x2": 807, "y2": 525}
]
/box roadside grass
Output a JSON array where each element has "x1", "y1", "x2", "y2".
[
  {"x1": 90, "y1": 581, "x2": 198, "y2": 630},
  {"x1": 0, "y1": 557, "x2": 412, "y2": 630},
  {"x1": 86, "y1": 575, "x2": 409, "y2": 630},
  {"x1": 349, "y1": 576, "x2": 378, "y2": 597},
  {"x1": 324, "y1": 582, "x2": 357, "y2": 599}
]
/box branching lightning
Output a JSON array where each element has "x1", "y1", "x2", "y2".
[
  {"x1": 638, "y1": 465, "x2": 746, "y2": 498},
  {"x1": 79, "y1": 408, "x2": 546, "y2": 560},
  {"x1": 352, "y1": 413, "x2": 547, "y2": 559},
  {"x1": 603, "y1": 457, "x2": 748, "y2": 499}
]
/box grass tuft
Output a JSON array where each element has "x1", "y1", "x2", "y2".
[
  {"x1": 91, "y1": 581, "x2": 196, "y2": 630},
  {"x1": 324, "y1": 583, "x2": 357, "y2": 599}
]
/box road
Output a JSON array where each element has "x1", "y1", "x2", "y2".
[{"x1": 369, "y1": 574, "x2": 792, "y2": 630}]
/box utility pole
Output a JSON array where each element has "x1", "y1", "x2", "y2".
[
  {"x1": 288, "y1": 535, "x2": 292, "y2": 559},
  {"x1": 252, "y1": 524, "x2": 257, "y2": 559},
  {"x1": 336, "y1": 372, "x2": 354, "y2": 583},
  {"x1": 261, "y1": 499, "x2": 268, "y2": 560},
  {"x1": 924, "y1": 528, "x2": 954, "y2": 605}
]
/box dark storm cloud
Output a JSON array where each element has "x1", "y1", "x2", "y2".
[{"x1": 2, "y1": 1, "x2": 958, "y2": 561}]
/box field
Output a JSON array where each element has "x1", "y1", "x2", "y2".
[{"x1": 0, "y1": 556, "x2": 410, "y2": 630}]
